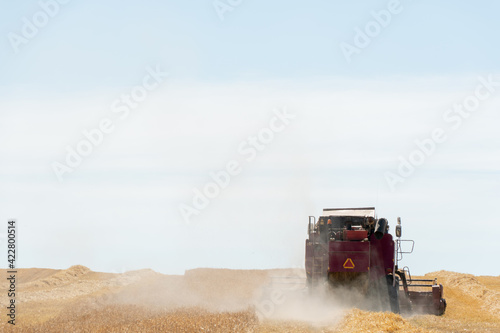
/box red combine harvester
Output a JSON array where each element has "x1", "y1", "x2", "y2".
[{"x1": 305, "y1": 207, "x2": 446, "y2": 315}]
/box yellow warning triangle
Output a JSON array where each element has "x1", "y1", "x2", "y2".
[{"x1": 343, "y1": 258, "x2": 355, "y2": 269}]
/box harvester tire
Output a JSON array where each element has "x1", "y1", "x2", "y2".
[{"x1": 386, "y1": 275, "x2": 400, "y2": 313}]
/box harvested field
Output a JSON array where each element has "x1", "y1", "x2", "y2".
[{"x1": 0, "y1": 266, "x2": 499, "y2": 332}]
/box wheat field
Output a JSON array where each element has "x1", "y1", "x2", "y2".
[{"x1": 0, "y1": 266, "x2": 499, "y2": 332}]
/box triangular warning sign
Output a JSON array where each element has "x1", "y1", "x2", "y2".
[{"x1": 343, "y1": 258, "x2": 355, "y2": 269}]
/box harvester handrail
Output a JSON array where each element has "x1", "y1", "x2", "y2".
[
  {"x1": 403, "y1": 266, "x2": 412, "y2": 284},
  {"x1": 396, "y1": 240, "x2": 415, "y2": 262},
  {"x1": 308, "y1": 216, "x2": 316, "y2": 236},
  {"x1": 398, "y1": 240, "x2": 415, "y2": 254}
]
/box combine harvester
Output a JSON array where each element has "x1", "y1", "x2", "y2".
[{"x1": 305, "y1": 207, "x2": 446, "y2": 315}]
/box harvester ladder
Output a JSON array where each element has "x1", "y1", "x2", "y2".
[{"x1": 311, "y1": 244, "x2": 326, "y2": 284}]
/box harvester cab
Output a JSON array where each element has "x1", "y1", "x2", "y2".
[{"x1": 305, "y1": 207, "x2": 446, "y2": 315}]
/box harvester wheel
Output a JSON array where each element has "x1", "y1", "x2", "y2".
[{"x1": 386, "y1": 275, "x2": 400, "y2": 314}]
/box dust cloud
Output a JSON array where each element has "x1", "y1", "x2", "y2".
[{"x1": 1, "y1": 266, "x2": 499, "y2": 332}]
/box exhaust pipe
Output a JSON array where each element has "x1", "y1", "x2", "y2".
[{"x1": 374, "y1": 218, "x2": 388, "y2": 240}]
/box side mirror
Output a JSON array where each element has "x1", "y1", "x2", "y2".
[{"x1": 395, "y1": 217, "x2": 402, "y2": 237}]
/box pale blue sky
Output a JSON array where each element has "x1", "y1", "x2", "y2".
[
  {"x1": 0, "y1": 1, "x2": 499, "y2": 276},
  {"x1": 2, "y1": 1, "x2": 500, "y2": 89}
]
